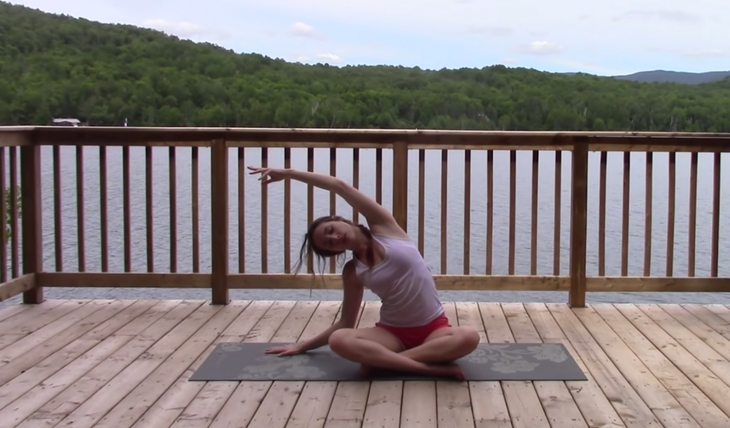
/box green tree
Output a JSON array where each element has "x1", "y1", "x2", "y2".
[{"x1": 1, "y1": 1, "x2": 729, "y2": 132}]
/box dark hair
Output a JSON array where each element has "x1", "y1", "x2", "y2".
[{"x1": 292, "y1": 215, "x2": 376, "y2": 276}]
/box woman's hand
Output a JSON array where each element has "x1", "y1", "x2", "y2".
[
  {"x1": 264, "y1": 343, "x2": 306, "y2": 357},
  {"x1": 247, "y1": 166, "x2": 289, "y2": 184}
]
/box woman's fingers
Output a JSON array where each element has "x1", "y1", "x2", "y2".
[
  {"x1": 246, "y1": 166, "x2": 284, "y2": 185},
  {"x1": 247, "y1": 165, "x2": 266, "y2": 175}
]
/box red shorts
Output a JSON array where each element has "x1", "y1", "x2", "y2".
[{"x1": 375, "y1": 312, "x2": 452, "y2": 349}]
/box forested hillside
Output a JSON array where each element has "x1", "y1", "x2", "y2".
[{"x1": 1, "y1": 1, "x2": 729, "y2": 131}]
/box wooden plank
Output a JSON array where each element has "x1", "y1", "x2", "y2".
[
  {"x1": 48, "y1": 300, "x2": 219, "y2": 428},
  {"x1": 660, "y1": 304, "x2": 730, "y2": 363},
  {"x1": 244, "y1": 301, "x2": 318, "y2": 428},
  {"x1": 1, "y1": 300, "x2": 182, "y2": 426},
  {"x1": 284, "y1": 301, "x2": 341, "y2": 428},
  {"x1": 362, "y1": 309, "x2": 403, "y2": 428},
  {"x1": 400, "y1": 381, "x2": 437, "y2": 427},
  {"x1": 0, "y1": 302, "x2": 34, "y2": 322},
  {"x1": 0, "y1": 300, "x2": 152, "y2": 410},
  {"x1": 681, "y1": 304, "x2": 730, "y2": 341},
  {"x1": 479, "y1": 303, "x2": 549, "y2": 428},
  {"x1": 0, "y1": 274, "x2": 35, "y2": 302},
  {"x1": 0, "y1": 301, "x2": 136, "y2": 387},
  {"x1": 15, "y1": 301, "x2": 204, "y2": 427},
  {"x1": 436, "y1": 304, "x2": 474, "y2": 428},
  {"x1": 524, "y1": 303, "x2": 626, "y2": 428},
  {"x1": 635, "y1": 305, "x2": 730, "y2": 389},
  {"x1": 454, "y1": 302, "x2": 510, "y2": 428},
  {"x1": 0, "y1": 334, "x2": 24, "y2": 352},
  {"x1": 0, "y1": 300, "x2": 67, "y2": 348},
  {"x1": 546, "y1": 303, "x2": 660, "y2": 427},
  {"x1": 0, "y1": 300, "x2": 81, "y2": 334},
  {"x1": 572, "y1": 305, "x2": 702, "y2": 427},
  {"x1": 703, "y1": 304, "x2": 730, "y2": 324},
  {"x1": 501, "y1": 303, "x2": 587, "y2": 428},
  {"x1": 129, "y1": 301, "x2": 275, "y2": 428},
  {"x1": 597, "y1": 304, "x2": 730, "y2": 426},
  {"x1": 0, "y1": 300, "x2": 106, "y2": 383},
  {"x1": 0, "y1": 131, "x2": 34, "y2": 146},
  {"x1": 126, "y1": 301, "x2": 254, "y2": 428},
  {"x1": 88, "y1": 301, "x2": 252, "y2": 428},
  {"x1": 324, "y1": 301, "x2": 376, "y2": 428}
]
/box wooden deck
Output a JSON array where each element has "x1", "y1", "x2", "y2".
[{"x1": 1, "y1": 299, "x2": 730, "y2": 428}]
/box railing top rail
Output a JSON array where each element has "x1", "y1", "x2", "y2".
[{"x1": 1, "y1": 126, "x2": 729, "y2": 151}]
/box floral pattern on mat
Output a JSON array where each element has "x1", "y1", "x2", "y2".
[{"x1": 461, "y1": 343, "x2": 569, "y2": 374}]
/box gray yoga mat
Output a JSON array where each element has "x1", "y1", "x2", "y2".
[{"x1": 189, "y1": 342, "x2": 587, "y2": 381}]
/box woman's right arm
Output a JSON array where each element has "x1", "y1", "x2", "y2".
[
  {"x1": 292, "y1": 261, "x2": 364, "y2": 351},
  {"x1": 249, "y1": 166, "x2": 406, "y2": 236}
]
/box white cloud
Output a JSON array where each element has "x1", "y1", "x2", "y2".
[
  {"x1": 288, "y1": 22, "x2": 325, "y2": 39},
  {"x1": 464, "y1": 26, "x2": 512, "y2": 36},
  {"x1": 143, "y1": 18, "x2": 229, "y2": 39},
  {"x1": 681, "y1": 49, "x2": 726, "y2": 58},
  {"x1": 316, "y1": 53, "x2": 340, "y2": 63},
  {"x1": 613, "y1": 10, "x2": 700, "y2": 23},
  {"x1": 289, "y1": 53, "x2": 341, "y2": 64},
  {"x1": 514, "y1": 41, "x2": 562, "y2": 55}
]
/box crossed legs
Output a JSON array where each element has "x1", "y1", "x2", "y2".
[{"x1": 328, "y1": 325, "x2": 480, "y2": 379}]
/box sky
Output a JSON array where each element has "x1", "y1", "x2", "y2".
[{"x1": 9, "y1": 0, "x2": 729, "y2": 76}]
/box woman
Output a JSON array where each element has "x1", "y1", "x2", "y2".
[{"x1": 249, "y1": 165, "x2": 480, "y2": 379}]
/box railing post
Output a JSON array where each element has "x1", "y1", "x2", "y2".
[
  {"x1": 210, "y1": 139, "x2": 230, "y2": 305},
  {"x1": 20, "y1": 136, "x2": 43, "y2": 304},
  {"x1": 569, "y1": 138, "x2": 588, "y2": 307},
  {"x1": 392, "y1": 142, "x2": 408, "y2": 231}
]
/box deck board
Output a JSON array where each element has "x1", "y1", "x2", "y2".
[{"x1": 1, "y1": 300, "x2": 730, "y2": 428}]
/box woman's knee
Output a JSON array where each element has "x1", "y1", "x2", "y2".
[
  {"x1": 328, "y1": 327, "x2": 403, "y2": 356},
  {"x1": 459, "y1": 326, "x2": 481, "y2": 349},
  {"x1": 328, "y1": 328, "x2": 355, "y2": 353}
]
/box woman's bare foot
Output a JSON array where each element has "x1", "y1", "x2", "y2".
[
  {"x1": 428, "y1": 363, "x2": 466, "y2": 380},
  {"x1": 357, "y1": 362, "x2": 465, "y2": 380},
  {"x1": 358, "y1": 364, "x2": 373, "y2": 378}
]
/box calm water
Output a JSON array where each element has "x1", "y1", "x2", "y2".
[{"x1": 2, "y1": 145, "x2": 729, "y2": 307}]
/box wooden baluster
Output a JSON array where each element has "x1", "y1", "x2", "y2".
[{"x1": 392, "y1": 142, "x2": 408, "y2": 232}]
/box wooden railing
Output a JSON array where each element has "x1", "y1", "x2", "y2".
[{"x1": 0, "y1": 127, "x2": 728, "y2": 308}]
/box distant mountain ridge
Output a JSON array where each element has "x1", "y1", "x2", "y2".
[{"x1": 612, "y1": 70, "x2": 730, "y2": 85}]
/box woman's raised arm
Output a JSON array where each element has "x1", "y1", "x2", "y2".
[{"x1": 248, "y1": 166, "x2": 402, "y2": 232}]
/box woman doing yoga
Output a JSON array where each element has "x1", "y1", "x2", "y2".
[{"x1": 248, "y1": 166, "x2": 480, "y2": 379}]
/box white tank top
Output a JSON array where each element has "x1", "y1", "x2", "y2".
[{"x1": 353, "y1": 233, "x2": 444, "y2": 327}]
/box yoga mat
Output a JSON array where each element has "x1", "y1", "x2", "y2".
[{"x1": 189, "y1": 342, "x2": 587, "y2": 381}]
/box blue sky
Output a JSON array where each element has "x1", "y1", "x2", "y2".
[{"x1": 10, "y1": 0, "x2": 729, "y2": 76}]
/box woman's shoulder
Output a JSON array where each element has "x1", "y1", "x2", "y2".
[{"x1": 368, "y1": 222, "x2": 410, "y2": 240}]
